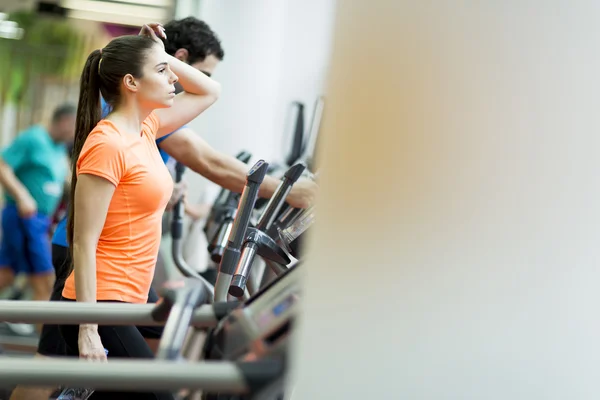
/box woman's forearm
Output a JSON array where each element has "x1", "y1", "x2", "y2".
[
  {"x1": 167, "y1": 54, "x2": 221, "y2": 97},
  {"x1": 73, "y1": 242, "x2": 98, "y2": 330},
  {"x1": 73, "y1": 242, "x2": 97, "y2": 303}
]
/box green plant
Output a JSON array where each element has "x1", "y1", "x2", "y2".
[{"x1": 0, "y1": 11, "x2": 86, "y2": 106}]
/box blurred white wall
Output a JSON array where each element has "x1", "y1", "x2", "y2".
[{"x1": 290, "y1": 1, "x2": 600, "y2": 399}]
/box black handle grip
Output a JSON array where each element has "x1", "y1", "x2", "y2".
[
  {"x1": 246, "y1": 160, "x2": 269, "y2": 184},
  {"x1": 171, "y1": 162, "x2": 186, "y2": 240},
  {"x1": 283, "y1": 163, "x2": 306, "y2": 182},
  {"x1": 256, "y1": 163, "x2": 306, "y2": 231},
  {"x1": 285, "y1": 101, "x2": 305, "y2": 167},
  {"x1": 174, "y1": 162, "x2": 186, "y2": 182},
  {"x1": 217, "y1": 160, "x2": 268, "y2": 275},
  {"x1": 229, "y1": 160, "x2": 268, "y2": 248}
]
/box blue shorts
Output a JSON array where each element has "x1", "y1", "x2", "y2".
[{"x1": 0, "y1": 204, "x2": 53, "y2": 275}]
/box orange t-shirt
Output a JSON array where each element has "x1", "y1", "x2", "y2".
[{"x1": 62, "y1": 112, "x2": 174, "y2": 304}]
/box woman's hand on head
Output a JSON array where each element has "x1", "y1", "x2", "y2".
[{"x1": 139, "y1": 23, "x2": 166, "y2": 50}]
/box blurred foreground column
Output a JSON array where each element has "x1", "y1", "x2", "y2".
[{"x1": 291, "y1": 1, "x2": 600, "y2": 399}]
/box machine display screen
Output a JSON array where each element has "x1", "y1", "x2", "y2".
[
  {"x1": 255, "y1": 294, "x2": 298, "y2": 329},
  {"x1": 272, "y1": 294, "x2": 296, "y2": 317}
]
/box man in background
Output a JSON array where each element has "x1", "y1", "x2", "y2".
[{"x1": 0, "y1": 104, "x2": 75, "y2": 322}]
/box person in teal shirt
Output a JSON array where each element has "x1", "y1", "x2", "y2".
[{"x1": 0, "y1": 103, "x2": 75, "y2": 309}]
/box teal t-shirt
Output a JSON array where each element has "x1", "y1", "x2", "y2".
[{"x1": 2, "y1": 125, "x2": 68, "y2": 216}]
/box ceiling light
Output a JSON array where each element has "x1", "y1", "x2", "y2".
[
  {"x1": 68, "y1": 10, "x2": 167, "y2": 27},
  {"x1": 61, "y1": 0, "x2": 168, "y2": 20}
]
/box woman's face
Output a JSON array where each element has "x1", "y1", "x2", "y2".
[{"x1": 136, "y1": 44, "x2": 178, "y2": 109}]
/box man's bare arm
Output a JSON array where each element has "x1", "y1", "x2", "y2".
[{"x1": 159, "y1": 128, "x2": 316, "y2": 208}]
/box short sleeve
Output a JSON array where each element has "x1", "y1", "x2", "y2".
[
  {"x1": 77, "y1": 133, "x2": 127, "y2": 186},
  {"x1": 2, "y1": 131, "x2": 33, "y2": 170},
  {"x1": 142, "y1": 112, "x2": 161, "y2": 138}
]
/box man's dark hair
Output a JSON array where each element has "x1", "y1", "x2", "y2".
[
  {"x1": 51, "y1": 103, "x2": 76, "y2": 123},
  {"x1": 163, "y1": 17, "x2": 225, "y2": 64}
]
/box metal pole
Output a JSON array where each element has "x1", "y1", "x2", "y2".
[
  {"x1": 0, "y1": 301, "x2": 218, "y2": 328},
  {"x1": 0, "y1": 358, "x2": 248, "y2": 393}
]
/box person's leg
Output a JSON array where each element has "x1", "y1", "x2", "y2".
[
  {"x1": 10, "y1": 245, "x2": 72, "y2": 400},
  {"x1": 0, "y1": 266, "x2": 15, "y2": 292},
  {"x1": 22, "y1": 213, "x2": 55, "y2": 331},
  {"x1": 0, "y1": 267, "x2": 15, "y2": 293},
  {"x1": 59, "y1": 316, "x2": 175, "y2": 400},
  {"x1": 28, "y1": 273, "x2": 54, "y2": 302}
]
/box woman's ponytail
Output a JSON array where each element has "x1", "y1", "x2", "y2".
[{"x1": 66, "y1": 49, "x2": 102, "y2": 268}]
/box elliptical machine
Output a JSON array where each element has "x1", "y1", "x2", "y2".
[{"x1": 200, "y1": 159, "x2": 316, "y2": 400}]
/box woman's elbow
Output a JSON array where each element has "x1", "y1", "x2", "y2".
[{"x1": 207, "y1": 81, "x2": 222, "y2": 101}]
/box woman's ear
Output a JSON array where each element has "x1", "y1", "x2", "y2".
[{"x1": 122, "y1": 74, "x2": 138, "y2": 93}]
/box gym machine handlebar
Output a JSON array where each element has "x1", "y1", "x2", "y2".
[
  {"x1": 214, "y1": 160, "x2": 269, "y2": 302},
  {"x1": 151, "y1": 278, "x2": 211, "y2": 360},
  {"x1": 256, "y1": 163, "x2": 305, "y2": 231},
  {"x1": 206, "y1": 151, "x2": 253, "y2": 263},
  {"x1": 209, "y1": 216, "x2": 235, "y2": 263},
  {"x1": 228, "y1": 163, "x2": 305, "y2": 297},
  {"x1": 267, "y1": 204, "x2": 301, "y2": 237},
  {"x1": 0, "y1": 299, "x2": 219, "y2": 328},
  {"x1": 0, "y1": 358, "x2": 284, "y2": 394}
]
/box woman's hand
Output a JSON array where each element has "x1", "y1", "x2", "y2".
[
  {"x1": 139, "y1": 23, "x2": 166, "y2": 50},
  {"x1": 78, "y1": 325, "x2": 107, "y2": 362}
]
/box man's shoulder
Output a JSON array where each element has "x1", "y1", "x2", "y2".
[{"x1": 14, "y1": 125, "x2": 47, "y2": 146}]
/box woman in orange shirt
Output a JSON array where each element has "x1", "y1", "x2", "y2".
[{"x1": 58, "y1": 24, "x2": 220, "y2": 399}]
